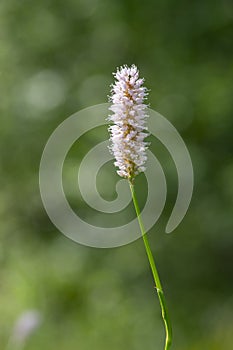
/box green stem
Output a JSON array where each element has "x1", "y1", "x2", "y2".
[{"x1": 129, "y1": 181, "x2": 172, "y2": 350}]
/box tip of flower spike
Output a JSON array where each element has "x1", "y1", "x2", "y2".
[{"x1": 113, "y1": 64, "x2": 140, "y2": 84}]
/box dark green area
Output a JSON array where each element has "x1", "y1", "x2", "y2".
[{"x1": 1, "y1": 0, "x2": 233, "y2": 349}]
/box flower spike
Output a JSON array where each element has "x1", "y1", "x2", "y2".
[{"x1": 108, "y1": 64, "x2": 149, "y2": 181}]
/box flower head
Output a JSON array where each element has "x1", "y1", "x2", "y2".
[{"x1": 108, "y1": 64, "x2": 149, "y2": 180}]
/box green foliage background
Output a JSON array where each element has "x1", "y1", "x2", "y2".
[{"x1": 0, "y1": 0, "x2": 233, "y2": 349}]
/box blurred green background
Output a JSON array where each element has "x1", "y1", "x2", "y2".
[{"x1": 1, "y1": 0, "x2": 233, "y2": 349}]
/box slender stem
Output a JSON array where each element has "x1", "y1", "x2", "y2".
[{"x1": 129, "y1": 181, "x2": 172, "y2": 350}]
